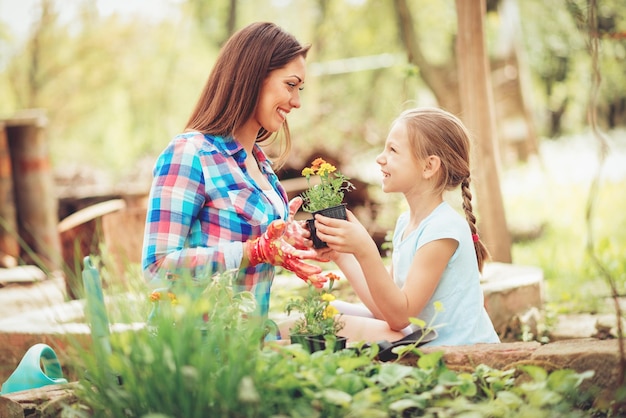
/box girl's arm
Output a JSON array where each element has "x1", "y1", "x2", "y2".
[{"x1": 315, "y1": 211, "x2": 457, "y2": 331}]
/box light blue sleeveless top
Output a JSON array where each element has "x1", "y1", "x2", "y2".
[{"x1": 392, "y1": 202, "x2": 500, "y2": 346}]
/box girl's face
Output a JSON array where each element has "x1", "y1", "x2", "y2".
[
  {"x1": 254, "y1": 55, "x2": 306, "y2": 133},
  {"x1": 375, "y1": 120, "x2": 422, "y2": 194}
]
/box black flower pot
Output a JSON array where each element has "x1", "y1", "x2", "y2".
[
  {"x1": 306, "y1": 204, "x2": 347, "y2": 249},
  {"x1": 291, "y1": 334, "x2": 347, "y2": 353}
]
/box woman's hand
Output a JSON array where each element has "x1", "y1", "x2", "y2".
[
  {"x1": 284, "y1": 197, "x2": 331, "y2": 263},
  {"x1": 283, "y1": 197, "x2": 310, "y2": 249},
  {"x1": 244, "y1": 218, "x2": 328, "y2": 287}
]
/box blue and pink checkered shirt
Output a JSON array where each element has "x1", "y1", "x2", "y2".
[{"x1": 142, "y1": 131, "x2": 288, "y2": 317}]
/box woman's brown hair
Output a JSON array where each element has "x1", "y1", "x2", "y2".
[
  {"x1": 185, "y1": 22, "x2": 310, "y2": 169},
  {"x1": 395, "y1": 107, "x2": 490, "y2": 272}
]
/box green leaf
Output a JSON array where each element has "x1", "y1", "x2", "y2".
[
  {"x1": 408, "y1": 317, "x2": 426, "y2": 328},
  {"x1": 417, "y1": 351, "x2": 444, "y2": 369},
  {"x1": 496, "y1": 390, "x2": 524, "y2": 408},
  {"x1": 389, "y1": 398, "x2": 424, "y2": 413},
  {"x1": 332, "y1": 373, "x2": 366, "y2": 395},
  {"x1": 320, "y1": 388, "x2": 352, "y2": 406},
  {"x1": 373, "y1": 364, "x2": 416, "y2": 387},
  {"x1": 438, "y1": 369, "x2": 459, "y2": 384},
  {"x1": 337, "y1": 355, "x2": 374, "y2": 373},
  {"x1": 547, "y1": 369, "x2": 594, "y2": 393},
  {"x1": 518, "y1": 364, "x2": 548, "y2": 381}
]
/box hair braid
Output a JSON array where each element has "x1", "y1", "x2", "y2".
[{"x1": 461, "y1": 178, "x2": 490, "y2": 272}]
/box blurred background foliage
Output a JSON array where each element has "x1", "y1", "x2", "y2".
[
  {"x1": 1, "y1": 0, "x2": 624, "y2": 179},
  {"x1": 1, "y1": 0, "x2": 626, "y2": 314}
]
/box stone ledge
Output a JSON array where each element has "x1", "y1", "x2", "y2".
[{"x1": 402, "y1": 338, "x2": 623, "y2": 392}]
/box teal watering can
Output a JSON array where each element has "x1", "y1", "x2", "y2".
[{"x1": 0, "y1": 343, "x2": 68, "y2": 395}]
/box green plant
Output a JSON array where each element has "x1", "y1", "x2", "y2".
[
  {"x1": 72, "y1": 269, "x2": 267, "y2": 417},
  {"x1": 69, "y1": 266, "x2": 608, "y2": 417},
  {"x1": 300, "y1": 157, "x2": 355, "y2": 213},
  {"x1": 285, "y1": 272, "x2": 345, "y2": 336}
]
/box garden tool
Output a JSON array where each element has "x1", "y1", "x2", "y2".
[
  {"x1": 82, "y1": 255, "x2": 122, "y2": 385},
  {"x1": 82, "y1": 255, "x2": 112, "y2": 356}
]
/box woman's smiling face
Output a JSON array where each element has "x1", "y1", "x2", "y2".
[{"x1": 254, "y1": 55, "x2": 306, "y2": 133}]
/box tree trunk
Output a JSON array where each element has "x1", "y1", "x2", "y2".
[
  {"x1": 455, "y1": 0, "x2": 512, "y2": 262},
  {"x1": 393, "y1": 0, "x2": 461, "y2": 114}
]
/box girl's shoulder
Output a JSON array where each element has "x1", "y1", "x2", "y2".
[{"x1": 419, "y1": 202, "x2": 468, "y2": 241}]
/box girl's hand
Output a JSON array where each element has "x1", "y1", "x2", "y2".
[
  {"x1": 315, "y1": 246, "x2": 337, "y2": 262},
  {"x1": 312, "y1": 210, "x2": 375, "y2": 258}
]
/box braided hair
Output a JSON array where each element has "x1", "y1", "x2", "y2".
[{"x1": 394, "y1": 107, "x2": 490, "y2": 272}]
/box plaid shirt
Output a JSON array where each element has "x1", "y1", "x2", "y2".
[{"x1": 142, "y1": 132, "x2": 288, "y2": 317}]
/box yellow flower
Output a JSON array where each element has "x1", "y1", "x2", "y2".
[
  {"x1": 320, "y1": 293, "x2": 335, "y2": 302},
  {"x1": 434, "y1": 301, "x2": 444, "y2": 312},
  {"x1": 323, "y1": 304, "x2": 339, "y2": 319},
  {"x1": 300, "y1": 157, "x2": 355, "y2": 213},
  {"x1": 317, "y1": 162, "x2": 336, "y2": 176},
  {"x1": 285, "y1": 276, "x2": 345, "y2": 336},
  {"x1": 150, "y1": 291, "x2": 161, "y2": 302}
]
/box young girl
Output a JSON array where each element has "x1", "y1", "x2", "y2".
[{"x1": 313, "y1": 107, "x2": 500, "y2": 346}]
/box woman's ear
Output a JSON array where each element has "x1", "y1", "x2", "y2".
[{"x1": 423, "y1": 155, "x2": 441, "y2": 179}]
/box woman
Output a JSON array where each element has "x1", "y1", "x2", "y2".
[{"x1": 142, "y1": 22, "x2": 324, "y2": 321}]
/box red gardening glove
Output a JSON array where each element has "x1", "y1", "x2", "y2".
[{"x1": 244, "y1": 219, "x2": 328, "y2": 288}]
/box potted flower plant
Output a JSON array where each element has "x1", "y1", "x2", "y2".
[
  {"x1": 285, "y1": 272, "x2": 346, "y2": 352},
  {"x1": 300, "y1": 157, "x2": 355, "y2": 248}
]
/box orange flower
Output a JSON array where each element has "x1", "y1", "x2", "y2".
[{"x1": 311, "y1": 157, "x2": 325, "y2": 169}]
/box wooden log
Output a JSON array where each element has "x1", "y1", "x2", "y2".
[
  {"x1": 0, "y1": 383, "x2": 80, "y2": 418},
  {"x1": 0, "y1": 123, "x2": 20, "y2": 263},
  {"x1": 0, "y1": 396, "x2": 24, "y2": 418},
  {"x1": 4, "y1": 110, "x2": 62, "y2": 271},
  {"x1": 101, "y1": 206, "x2": 146, "y2": 280},
  {"x1": 58, "y1": 199, "x2": 126, "y2": 298}
]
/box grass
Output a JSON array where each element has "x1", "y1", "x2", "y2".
[{"x1": 502, "y1": 131, "x2": 626, "y2": 314}]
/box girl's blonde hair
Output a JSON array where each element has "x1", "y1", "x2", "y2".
[{"x1": 394, "y1": 107, "x2": 490, "y2": 272}]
